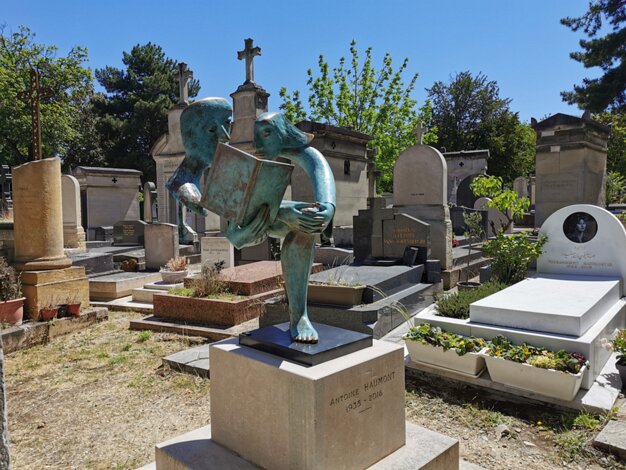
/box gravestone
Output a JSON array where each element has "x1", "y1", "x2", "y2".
[
  {"x1": 353, "y1": 198, "x2": 430, "y2": 262},
  {"x1": 113, "y1": 220, "x2": 147, "y2": 245},
  {"x1": 145, "y1": 223, "x2": 179, "y2": 270},
  {"x1": 513, "y1": 176, "x2": 529, "y2": 199},
  {"x1": 74, "y1": 167, "x2": 142, "y2": 241},
  {"x1": 532, "y1": 113, "x2": 609, "y2": 226},
  {"x1": 442, "y1": 149, "x2": 489, "y2": 206},
  {"x1": 293, "y1": 121, "x2": 371, "y2": 229},
  {"x1": 393, "y1": 144, "x2": 452, "y2": 269},
  {"x1": 61, "y1": 174, "x2": 86, "y2": 249},
  {"x1": 143, "y1": 181, "x2": 157, "y2": 223},
  {"x1": 474, "y1": 197, "x2": 511, "y2": 235},
  {"x1": 201, "y1": 236, "x2": 234, "y2": 268},
  {"x1": 468, "y1": 204, "x2": 626, "y2": 390}
]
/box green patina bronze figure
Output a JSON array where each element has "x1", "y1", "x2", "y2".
[
  {"x1": 227, "y1": 112, "x2": 336, "y2": 343},
  {"x1": 176, "y1": 101, "x2": 335, "y2": 343},
  {"x1": 166, "y1": 97, "x2": 232, "y2": 241}
]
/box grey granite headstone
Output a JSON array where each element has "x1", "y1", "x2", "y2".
[{"x1": 113, "y1": 220, "x2": 148, "y2": 245}]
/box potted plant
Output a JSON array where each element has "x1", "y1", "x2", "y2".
[
  {"x1": 40, "y1": 298, "x2": 59, "y2": 322},
  {"x1": 457, "y1": 211, "x2": 484, "y2": 291},
  {"x1": 307, "y1": 280, "x2": 366, "y2": 306},
  {"x1": 610, "y1": 329, "x2": 626, "y2": 388},
  {"x1": 67, "y1": 294, "x2": 82, "y2": 317},
  {"x1": 404, "y1": 323, "x2": 487, "y2": 377},
  {"x1": 160, "y1": 257, "x2": 188, "y2": 284},
  {"x1": 0, "y1": 257, "x2": 25, "y2": 326},
  {"x1": 481, "y1": 335, "x2": 587, "y2": 401}
]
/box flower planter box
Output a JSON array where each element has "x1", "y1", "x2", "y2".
[
  {"x1": 160, "y1": 270, "x2": 188, "y2": 284},
  {"x1": 405, "y1": 340, "x2": 486, "y2": 377},
  {"x1": 481, "y1": 353, "x2": 586, "y2": 401},
  {"x1": 153, "y1": 289, "x2": 281, "y2": 327},
  {"x1": 307, "y1": 284, "x2": 365, "y2": 306}
]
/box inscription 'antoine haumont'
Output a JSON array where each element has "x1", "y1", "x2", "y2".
[{"x1": 328, "y1": 371, "x2": 396, "y2": 414}]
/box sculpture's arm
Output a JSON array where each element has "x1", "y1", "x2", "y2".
[
  {"x1": 225, "y1": 205, "x2": 270, "y2": 249},
  {"x1": 165, "y1": 157, "x2": 209, "y2": 216},
  {"x1": 278, "y1": 147, "x2": 336, "y2": 232}
]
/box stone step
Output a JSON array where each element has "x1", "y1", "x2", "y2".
[
  {"x1": 442, "y1": 257, "x2": 491, "y2": 290},
  {"x1": 310, "y1": 265, "x2": 425, "y2": 302},
  {"x1": 186, "y1": 253, "x2": 202, "y2": 265},
  {"x1": 89, "y1": 271, "x2": 162, "y2": 301},
  {"x1": 179, "y1": 244, "x2": 198, "y2": 256},
  {"x1": 152, "y1": 422, "x2": 460, "y2": 470},
  {"x1": 363, "y1": 283, "x2": 441, "y2": 339},
  {"x1": 68, "y1": 251, "x2": 114, "y2": 275},
  {"x1": 132, "y1": 281, "x2": 183, "y2": 303},
  {"x1": 452, "y1": 246, "x2": 484, "y2": 267},
  {"x1": 263, "y1": 282, "x2": 440, "y2": 340}
]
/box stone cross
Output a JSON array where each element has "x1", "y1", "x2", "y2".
[
  {"x1": 175, "y1": 63, "x2": 193, "y2": 105},
  {"x1": 237, "y1": 38, "x2": 261, "y2": 83},
  {"x1": 414, "y1": 122, "x2": 426, "y2": 145},
  {"x1": 19, "y1": 68, "x2": 52, "y2": 161}
]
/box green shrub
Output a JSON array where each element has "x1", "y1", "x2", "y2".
[
  {"x1": 610, "y1": 329, "x2": 626, "y2": 365},
  {"x1": 404, "y1": 323, "x2": 486, "y2": 356},
  {"x1": 435, "y1": 281, "x2": 507, "y2": 319},
  {"x1": 482, "y1": 232, "x2": 547, "y2": 285}
]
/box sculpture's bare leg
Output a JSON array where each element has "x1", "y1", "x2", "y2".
[{"x1": 281, "y1": 229, "x2": 317, "y2": 343}]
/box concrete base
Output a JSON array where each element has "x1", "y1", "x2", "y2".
[
  {"x1": 20, "y1": 266, "x2": 90, "y2": 320},
  {"x1": 593, "y1": 420, "x2": 626, "y2": 460},
  {"x1": 154, "y1": 422, "x2": 459, "y2": 470}
]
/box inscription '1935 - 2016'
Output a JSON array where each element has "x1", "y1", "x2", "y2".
[{"x1": 328, "y1": 371, "x2": 396, "y2": 414}]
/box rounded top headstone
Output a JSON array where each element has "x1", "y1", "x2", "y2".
[
  {"x1": 537, "y1": 204, "x2": 626, "y2": 281},
  {"x1": 393, "y1": 145, "x2": 447, "y2": 206}
]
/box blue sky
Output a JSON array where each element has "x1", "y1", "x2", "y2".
[{"x1": 5, "y1": 0, "x2": 596, "y2": 123}]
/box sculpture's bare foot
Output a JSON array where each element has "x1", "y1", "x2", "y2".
[{"x1": 291, "y1": 315, "x2": 318, "y2": 344}]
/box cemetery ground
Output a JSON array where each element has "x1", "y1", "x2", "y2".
[{"x1": 2, "y1": 310, "x2": 625, "y2": 470}]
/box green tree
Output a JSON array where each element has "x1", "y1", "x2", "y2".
[
  {"x1": 92, "y1": 43, "x2": 200, "y2": 182},
  {"x1": 279, "y1": 40, "x2": 435, "y2": 192},
  {"x1": 427, "y1": 71, "x2": 536, "y2": 183},
  {"x1": 0, "y1": 25, "x2": 92, "y2": 165},
  {"x1": 561, "y1": 0, "x2": 626, "y2": 112},
  {"x1": 470, "y1": 174, "x2": 530, "y2": 236}
]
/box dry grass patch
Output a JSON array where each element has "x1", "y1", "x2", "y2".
[{"x1": 5, "y1": 310, "x2": 211, "y2": 469}]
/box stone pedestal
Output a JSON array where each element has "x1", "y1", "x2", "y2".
[
  {"x1": 21, "y1": 266, "x2": 89, "y2": 320},
  {"x1": 154, "y1": 338, "x2": 459, "y2": 469},
  {"x1": 12, "y1": 158, "x2": 71, "y2": 270},
  {"x1": 210, "y1": 339, "x2": 404, "y2": 469}
]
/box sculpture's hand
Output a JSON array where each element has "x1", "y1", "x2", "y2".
[
  {"x1": 226, "y1": 204, "x2": 270, "y2": 249},
  {"x1": 178, "y1": 182, "x2": 209, "y2": 216},
  {"x1": 277, "y1": 201, "x2": 333, "y2": 234}
]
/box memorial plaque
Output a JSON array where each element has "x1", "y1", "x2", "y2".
[
  {"x1": 113, "y1": 220, "x2": 147, "y2": 245},
  {"x1": 382, "y1": 213, "x2": 429, "y2": 259},
  {"x1": 201, "y1": 236, "x2": 234, "y2": 268}
]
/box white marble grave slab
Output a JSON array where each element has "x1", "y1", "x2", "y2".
[{"x1": 470, "y1": 274, "x2": 621, "y2": 337}]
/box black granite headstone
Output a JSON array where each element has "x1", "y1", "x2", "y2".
[{"x1": 113, "y1": 220, "x2": 147, "y2": 245}]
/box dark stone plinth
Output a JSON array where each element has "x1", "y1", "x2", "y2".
[{"x1": 239, "y1": 322, "x2": 372, "y2": 367}]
